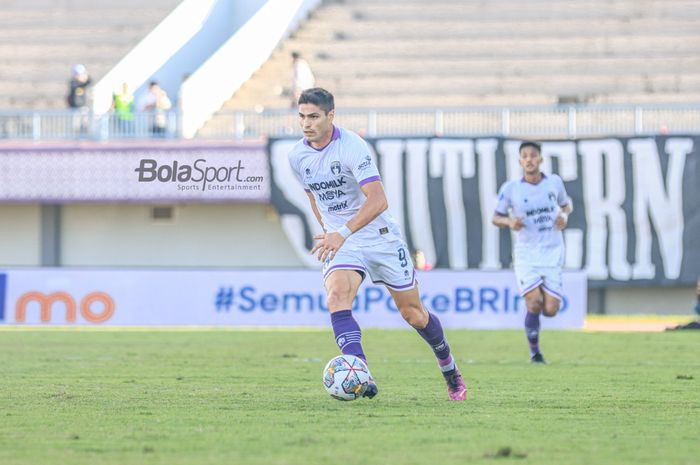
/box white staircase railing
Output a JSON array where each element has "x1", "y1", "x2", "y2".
[
  {"x1": 92, "y1": 0, "x2": 222, "y2": 116},
  {"x1": 179, "y1": 0, "x2": 322, "y2": 138}
]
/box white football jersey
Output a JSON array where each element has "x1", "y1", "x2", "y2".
[
  {"x1": 288, "y1": 126, "x2": 402, "y2": 247},
  {"x1": 495, "y1": 173, "x2": 570, "y2": 267}
]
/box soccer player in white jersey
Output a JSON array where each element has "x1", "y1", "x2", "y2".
[
  {"x1": 288, "y1": 88, "x2": 467, "y2": 401},
  {"x1": 492, "y1": 141, "x2": 572, "y2": 364}
]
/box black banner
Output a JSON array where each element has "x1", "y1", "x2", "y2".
[{"x1": 268, "y1": 136, "x2": 700, "y2": 287}]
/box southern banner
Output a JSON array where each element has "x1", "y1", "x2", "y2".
[{"x1": 268, "y1": 135, "x2": 700, "y2": 287}]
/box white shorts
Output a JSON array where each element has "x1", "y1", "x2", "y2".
[
  {"x1": 322, "y1": 239, "x2": 416, "y2": 292},
  {"x1": 514, "y1": 263, "x2": 563, "y2": 300}
]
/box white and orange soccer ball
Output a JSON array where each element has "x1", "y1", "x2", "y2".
[{"x1": 322, "y1": 354, "x2": 371, "y2": 401}]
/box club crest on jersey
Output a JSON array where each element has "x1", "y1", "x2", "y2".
[
  {"x1": 330, "y1": 161, "x2": 342, "y2": 176},
  {"x1": 304, "y1": 168, "x2": 312, "y2": 180},
  {"x1": 548, "y1": 192, "x2": 556, "y2": 202}
]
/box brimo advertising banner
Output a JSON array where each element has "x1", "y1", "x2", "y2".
[
  {"x1": 0, "y1": 142, "x2": 269, "y2": 202},
  {"x1": 0, "y1": 269, "x2": 586, "y2": 329}
]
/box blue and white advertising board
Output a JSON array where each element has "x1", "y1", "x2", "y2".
[{"x1": 0, "y1": 269, "x2": 586, "y2": 329}]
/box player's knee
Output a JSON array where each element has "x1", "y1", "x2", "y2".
[
  {"x1": 326, "y1": 285, "x2": 354, "y2": 309},
  {"x1": 543, "y1": 300, "x2": 560, "y2": 317},
  {"x1": 525, "y1": 296, "x2": 543, "y2": 313},
  {"x1": 399, "y1": 303, "x2": 428, "y2": 328}
]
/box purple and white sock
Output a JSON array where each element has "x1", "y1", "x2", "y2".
[
  {"x1": 330, "y1": 309, "x2": 366, "y2": 363},
  {"x1": 417, "y1": 312, "x2": 455, "y2": 372},
  {"x1": 525, "y1": 311, "x2": 541, "y2": 356}
]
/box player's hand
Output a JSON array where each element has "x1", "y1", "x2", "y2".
[
  {"x1": 555, "y1": 213, "x2": 568, "y2": 230},
  {"x1": 510, "y1": 217, "x2": 524, "y2": 231},
  {"x1": 311, "y1": 232, "x2": 345, "y2": 262}
]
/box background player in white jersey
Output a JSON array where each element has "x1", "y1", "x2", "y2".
[
  {"x1": 492, "y1": 141, "x2": 572, "y2": 364},
  {"x1": 288, "y1": 88, "x2": 467, "y2": 401}
]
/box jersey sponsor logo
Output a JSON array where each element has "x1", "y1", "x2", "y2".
[
  {"x1": 330, "y1": 161, "x2": 341, "y2": 176},
  {"x1": 318, "y1": 190, "x2": 346, "y2": 201},
  {"x1": 327, "y1": 200, "x2": 348, "y2": 213},
  {"x1": 357, "y1": 155, "x2": 372, "y2": 170},
  {"x1": 307, "y1": 176, "x2": 347, "y2": 192},
  {"x1": 525, "y1": 206, "x2": 555, "y2": 217}
]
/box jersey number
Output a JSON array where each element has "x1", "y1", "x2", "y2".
[{"x1": 398, "y1": 248, "x2": 408, "y2": 268}]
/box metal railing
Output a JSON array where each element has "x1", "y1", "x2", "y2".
[
  {"x1": 0, "y1": 110, "x2": 179, "y2": 140},
  {"x1": 216, "y1": 103, "x2": 700, "y2": 139},
  {"x1": 0, "y1": 103, "x2": 698, "y2": 140}
]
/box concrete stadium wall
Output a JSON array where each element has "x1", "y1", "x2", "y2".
[
  {"x1": 60, "y1": 204, "x2": 302, "y2": 268},
  {"x1": 0, "y1": 204, "x2": 41, "y2": 265},
  {"x1": 589, "y1": 287, "x2": 696, "y2": 315}
]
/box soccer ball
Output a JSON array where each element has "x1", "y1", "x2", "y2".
[{"x1": 322, "y1": 354, "x2": 371, "y2": 401}]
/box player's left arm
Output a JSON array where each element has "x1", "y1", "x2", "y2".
[
  {"x1": 311, "y1": 180, "x2": 388, "y2": 262},
  {"x1": 349, "y1": 180, "x2": 389, "y2": 231},
  {"x1": 555, "y1": 176, "x2": 573, "y2": 230}
]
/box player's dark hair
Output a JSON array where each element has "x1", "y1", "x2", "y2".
[
  {"x1": 298, "y1": 88, "x2": 335, "y2": 113},
  {"x1": 519, "y1": 141, "x2": 541, "y2": 154}
]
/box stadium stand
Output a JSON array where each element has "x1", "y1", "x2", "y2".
[
  {"x1": 197, "y1": 0, "x2": 700, "y2": 136},
  {"x1": 0, "y1": 0, "x2": 182, "y2": 109}
]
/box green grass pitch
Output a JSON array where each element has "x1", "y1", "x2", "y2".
[{"x1": 1, "y1": 328, "x2": 698, "y2": 465}]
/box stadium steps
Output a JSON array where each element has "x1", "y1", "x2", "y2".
[
  {"x1": 197, "y1": 0, "x2": 700, "y2": 137},
  {"x1": 317, "y1": 0, "x2": 700, "y2": 21},
  {"x1": 277, "y1": 35, "x2": 699, "y2": 59},
  {"x1": 221, "y1": 56, "x2": 700, "y2": 80},
  {"x1": 0, "y1": 0, "x2": 182, "y2": 109},
  {"x1": 296, "y1": 18, "x2": 700, "y2": 40}
]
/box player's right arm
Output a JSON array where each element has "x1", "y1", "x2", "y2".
[
  {"x1": 288, "y1": 149, "x2": 326, "y2": 231},
  {"x1": 491, "y1": 182, "x2": 523, "y2": 230},
  {"x1": 492, "y1": 214, "x2": 523, "y2": 231},
  {"x1": 305, "y1": 190, "x2": 325, "y2": 232}
]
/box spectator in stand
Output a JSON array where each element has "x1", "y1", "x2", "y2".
[
  {"x1": 67, "y1": 64, "x2": 91, "y2": 109},
  {"x1": 111, "y1": 82, "x2": 135, "y2": 136},
  {"x1": 66, "y1": 64, "x2": 91, "y2": 134},
  {"x1": 291, "y1": 51, "x2": 315, "y2": 107},
  {"x1": 138, "y1": 81, "x2": 172, "y2": 137}
]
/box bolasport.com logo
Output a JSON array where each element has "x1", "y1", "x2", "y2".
[{"x1": 134, "y1": 158, "x2": 264, "y2": 192}]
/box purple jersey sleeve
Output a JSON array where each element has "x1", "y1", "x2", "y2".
[
  {"x1": 288, "y1": 153, "x2": 309, "y2": 191},
  {"x1": 555, "y1": 175, "x2": 569, "y2": 206}
]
